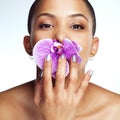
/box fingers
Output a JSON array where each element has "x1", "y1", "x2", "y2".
[
  {"x1": 43, "y1": 54, "x2": 53, "y2": 98},
  {"x1": 55, "y1": 54, "x2": 66, "y2": 92},
  {"x1": 34, "y1": 53, "x2": 93, "y2": 107},
  {"x1": 67, "y1": 55, "x2": 79, "y2": 96},
  {"x1": 75, "y1": 70, "x2": 93, "y2": 101},
  {"x1": 34, "y1": 54, "x2": 53, "y2": 106}
]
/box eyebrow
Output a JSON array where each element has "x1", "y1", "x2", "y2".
[
  {"x1": 69, "y1": 13, "x2": 88, "y2": 21},
  {"x1": 36, "y1": 13, "x2": 55, "y2": 20},
  {"x1": 36, "y1": 13, "x2": 88, "y2": 21}
]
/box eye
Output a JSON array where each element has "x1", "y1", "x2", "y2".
[
  {"x1": 39, "y1": 23, "x2": 54, "y2": 29},
  {"x1": 71, "y1": 24, "x2": 84, "y2": 30}
]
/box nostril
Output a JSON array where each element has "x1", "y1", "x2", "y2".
[{"x1": 53, "y1": 29, "x2": 67, "y2": 43}]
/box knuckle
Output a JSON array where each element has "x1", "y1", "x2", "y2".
[
  {"x1": 58, "y1": 57, "x2": 66, "y2": 69},
  {"x1": 56, "y1": 72, "x2": 65, "y2": 82},
  {"x1": 44, "y1": 61, "x2": 51, "y2": 70},
  {"x1": 34, "y1": 98, "x2": 39, "y2": 106},
  {"x1": 44, "y1": 96, "x2": 54, "y2": 105},
  {"x1": 53, "y1": 98, "x2": 61, "y2": 106},
  {"x1": 67, "y1": 99, "x2": 73, "y2": 106},
  {"x1": 80, "y1": 80, "x2": 89, "y2": 92},
  {"x1": 56, "y1": 71, "x2": 61, "y2": 78},
  {"x1": 55, "y1": 94, "x2": 66, "y2": 105},
  {"x1": 56, "y1": 76, "x2": 63, "y2": 83},
  {"x1": 43, "y1": 73, "x2": 51, "y2": 84},
  {"x1": 69, "y1": 76, "x2": 77, "y2": 85},
  {"x1": 45, "y1": 99, "x2": 51, "y2": 105},
  {"x1": 55, "y1": 98, "x2": 62, "y2": 105},
  {"x1": 43, "y1": 77, "x2": 50, "y2": 84}
]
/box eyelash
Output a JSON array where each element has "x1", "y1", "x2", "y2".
[
  {"x1": 38, "y1": 23, "x2": 84, "y2": 31},
  {"x1": 39, "y1": 23, "x2": 54, "y2": 29},
  {"x1": 71, "y1": 24, "x2": 84, "y2": 31}
]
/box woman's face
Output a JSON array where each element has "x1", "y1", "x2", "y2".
[{"x1": 29, "y1": 0, "x2": 99, "y2": 74}]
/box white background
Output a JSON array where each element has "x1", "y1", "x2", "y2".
[{"x1": 0, "y1": 0, "x2": 120, "y2": 93}]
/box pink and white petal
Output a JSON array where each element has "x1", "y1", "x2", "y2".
[{"x1": 33, "y1": 38, "x2": 53, "y2": 69}]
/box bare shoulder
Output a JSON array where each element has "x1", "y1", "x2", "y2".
[
  {"x1": 83, "y1": 83, "x2": 120, "y2": 119},
  {"x1": 0, "y1": 91, "x2": 16, "y2": 120},
  {"x1": 88, "y1": 83, "x2": 120, "y2": 107},
  {"x1": 89, "y1": 83, "x2": 120, "y2": 101},
  {"x1": 0, "y1": 81, "x2": 36, "y2": 120}
]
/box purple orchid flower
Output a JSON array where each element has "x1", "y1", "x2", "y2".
[{"x1": 33, "y1": 38, "x2": 82, "y2": 78}]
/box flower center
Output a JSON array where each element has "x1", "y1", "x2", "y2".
[
  {"x1": 51, "y1": 41, "x2": 64, "y2": 55},
  {"x1": 53, "y1": 45, "x2": 61, "y2": 52}
]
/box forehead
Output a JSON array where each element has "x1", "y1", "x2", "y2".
[{"x1": 33, "y1": 0, "x2": 91, "y2": 21}]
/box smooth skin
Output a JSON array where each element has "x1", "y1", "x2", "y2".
[{"x1": 0, "y1": 0, "x2": 120, "y2": 120}]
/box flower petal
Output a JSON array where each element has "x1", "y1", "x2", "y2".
[
  {"x1": 33, "y1": 38, "x2": 82, "y2": 79},
  {"x1": 72, "y1": 40, "x2": 83, "y2": 52},
  {"x1": 33, "y1": 38, "x2": 53, "y2": 69},
  {"x1": 63, "y1": 38, "x2": 82, "y2": 63}
]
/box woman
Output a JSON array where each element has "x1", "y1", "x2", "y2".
[{"x1": 0, "y1": 0, "x2": 120, "y2": 120}]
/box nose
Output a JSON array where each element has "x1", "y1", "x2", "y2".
[{"x1": 53, "y1": 27, "x2": 68, "y2": 43}]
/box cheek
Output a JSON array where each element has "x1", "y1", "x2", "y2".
[
  {"x1": 80, "y1": 47, "x2": 89, "y2": 61},
  {"x1": 78, "y1": 45, "x2": 91, "y2": 70},
  {"x1": 31, "y1": 32, "x2": 47, "y2": 46},
  {"x1": 78, "y1": 39, "x2": 92, "y2": 64},
  {"x1": 32, "y1": 31, "x2": 54, "y2": 44}
]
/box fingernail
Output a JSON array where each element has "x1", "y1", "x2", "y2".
[
  {"x1": 89, "y1": 70, "x2": 94, "y2": 77},
  {"x1": 72, "y1": 55, "x2": 77, "y2": 62},
  {"x1": 46, "y1": 54, "x2": 51, "y2": 61},
  {"x1": 39, "y1": 71, "x2": 43, "y2": 79},
  {"x1": 60, "y1": 54, "x2": 65, "y2": 59}
]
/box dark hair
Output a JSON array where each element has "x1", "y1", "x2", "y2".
[
  {"x1": 84, "y1": 0, "x2": 96, "y2": 36},
  {"x1": 27, "y1": 0, "x2": 96, "y2": 36}
]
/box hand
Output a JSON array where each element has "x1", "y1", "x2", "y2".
[{"x1": 34, "y1": 54, "x2": 93, "y2": 120}]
